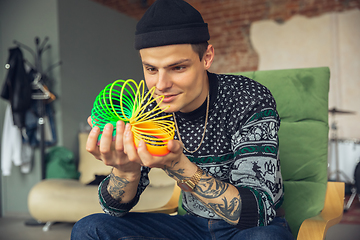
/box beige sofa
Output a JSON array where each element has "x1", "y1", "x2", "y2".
[{"x1": 27, "y1": 132, "x2": 176, "y2": 231}]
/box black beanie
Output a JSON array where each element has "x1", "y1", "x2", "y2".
[{"x1": 135, "y1": 0, "x2": 210, "y2": 50}]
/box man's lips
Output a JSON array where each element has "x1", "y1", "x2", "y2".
[
  {"x1": 162, "y1": 94, "x2": 178, "y2": 103},
  {"x1": 156, "y1": 93, "x2": 179, "y2": 103}
]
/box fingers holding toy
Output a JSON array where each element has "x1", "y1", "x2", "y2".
[
  {"x1": 86, "y1": 123, "x2": 117, "y2": 166},
  {"x1": 123, "y1": 123, "x2": 143, "y2": 165},
  {"x1": 167, "y1": 139, "x2": 184, "y2": 155},
  {"x1": 86, "y1": 126, "x2": 101, "y2": 160},
  {"x1": 137, "y1": 139, "x2": 185, "y2": 169},
  {"x1": 114, "y1": 120, "x2": 125, "y2": 152},
  {"x1": 98, "y1": 123, "x2": 116, "y2": 162},
  {"x1": 86, "y1": 121, "x2": 121, "y2": 162},
  {"x1": 87, "y1": 116, "x2": 93, "y2": 128}
]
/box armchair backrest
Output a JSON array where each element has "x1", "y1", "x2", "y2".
[{"x1": 235, "y1": 67, "x2": 330, "y2": 237}]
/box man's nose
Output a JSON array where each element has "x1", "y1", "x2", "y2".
[{"x1": 156, "y1": 71, "x2": 172, "y2": 92}]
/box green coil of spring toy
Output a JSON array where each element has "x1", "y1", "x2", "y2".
[{"x1": 90, "y1": 79, "x2": 175, "y2": 156}]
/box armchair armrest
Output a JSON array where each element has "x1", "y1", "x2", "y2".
[
  {"x1": 297, "y1": 181, "x2": 345, "y2": 240},
  {"x1": 135, "y1": 184, "x2": 181, "y2": 214}
]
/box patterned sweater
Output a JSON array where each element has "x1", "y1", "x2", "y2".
[{"x1": 98, "y1": 72, "x2": 284, "y2": 229}]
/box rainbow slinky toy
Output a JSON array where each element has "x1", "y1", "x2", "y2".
[{"x1": 91, "y1": 79, "x2": 175, "y2": 156}]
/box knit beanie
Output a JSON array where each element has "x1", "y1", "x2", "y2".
[{"x1": 135, "y1": 0, "x2": 210, "y2": 50}]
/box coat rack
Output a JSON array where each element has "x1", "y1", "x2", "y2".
[
  {"x1": 10, "y1": 37, "x2": 61, "y2": 228},
  {"x1": 13, "y1": 37, "x2": 60, "y2": 180}
]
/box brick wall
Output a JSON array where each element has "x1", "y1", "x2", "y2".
[{"x1": 93, "y1": 0, "x2": 360, "y2": 73}]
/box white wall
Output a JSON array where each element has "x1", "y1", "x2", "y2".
[{"x1": 251, "y1": 9, "x2": 360, "y2": 140}]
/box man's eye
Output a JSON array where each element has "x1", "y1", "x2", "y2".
[
  {"x1": 174, "y1": 66, "x2": 186, "y2": 71},
  {"x1": 147, "y1": 67, "x2": 156, "y2": 72}
]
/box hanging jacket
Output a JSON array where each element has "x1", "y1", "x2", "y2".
[{"x1": 1, "y1": 47, "x2": 32, "y2": 129}]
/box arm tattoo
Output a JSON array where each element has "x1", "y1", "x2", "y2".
[
  {"x1": 194, "y1": 172, "x2": 241, "y2": 224},
  {"x1": 163, "y1": 160, "x2": 241, "y2": 224},
  {"x1": 195, "y1": 173, "x2": 229, "y2": 199},
  {"x1": 107, "y1": 172, "x2": 129, "y2": 202},
  {"x1": 163, "y1": 160, "x2": 185, "y2": 180},
  {"x1": 207, "y1": 194, "x2": 241, "y2": 223}
]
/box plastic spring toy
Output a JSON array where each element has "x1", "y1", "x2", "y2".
[{"x1": 91, "y1": 79, "x2": 175, "y2": 156}]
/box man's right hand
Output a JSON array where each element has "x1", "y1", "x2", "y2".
[
  {"x1": 86, "y1": 117, "x2": 142, "y2": 203},
  {"x1": 86, "y1": 117, "x2": 140, "y2": 171}
]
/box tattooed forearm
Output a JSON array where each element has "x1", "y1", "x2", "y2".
[
  {"x1": 163, "y1": 160, "x2": 185, "y2": 180},
  {"x1": 107, "y1": 172, "x2": 130, "y2": 202},
  {"x1": 197, "y1": 193, "x2": 241, "y2": 225},
  {"x1": 195, "y1": 173, "x2": 229, "y2": 199},
  {"x1": 208, "y1": 195, "x2": 241, "y2": 223},
  {"x1": 192, "y1": 171, "x2": 241, "y2": 224}
]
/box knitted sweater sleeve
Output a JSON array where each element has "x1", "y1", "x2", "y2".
[
  {"x1": 98, "y1": 166, "x2": 150, "y2": 217},
  {"x1": 230, "y1": 93, "x2": 282, "y2": 229}
]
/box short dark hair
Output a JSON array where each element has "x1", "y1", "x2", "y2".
[{"x1": 191, "y1": 42, "x2": 209, "y2": 61}]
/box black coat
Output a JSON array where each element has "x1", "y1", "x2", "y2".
[{"x1": 1, "y1": 47, "x2": 32, "y2": 129}]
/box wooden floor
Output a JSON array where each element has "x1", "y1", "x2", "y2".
[{"x1": 0, "y1": 216, "x2": 359, "y2": 240}]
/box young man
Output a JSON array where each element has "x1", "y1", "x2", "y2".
[{"x1": 71, "y1": 0, "x2": 294, "y2": 239}]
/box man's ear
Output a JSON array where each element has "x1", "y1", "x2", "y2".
[{"x1": 203, "y1": 44, "x2": 215, "y2": 70}]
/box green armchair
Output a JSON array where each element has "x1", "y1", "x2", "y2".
[
  {"x1": 143, "y1": 67, "x2": 344, "y2": 239},
  {"x1": 236, "y1": 67, "x2": 344, "y2": 239}
]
